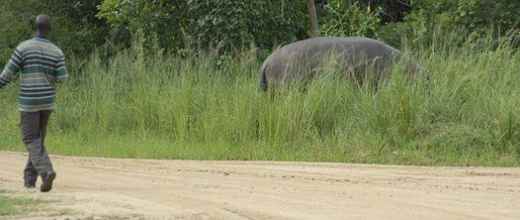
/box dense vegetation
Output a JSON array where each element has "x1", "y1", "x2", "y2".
[
  {"x1": 1, "y1": 0, "x2": 519, "y2": 60},
  {"x1": 0, "y1": 1, "x2": 519, "y2": 166},
  {"x1": 1, "y1": 34, "x2": 519, "y2": 166}
]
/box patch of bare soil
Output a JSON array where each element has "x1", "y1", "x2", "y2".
[{"x1": 1, "y1": 152, "x2": 519, "y2": 220}]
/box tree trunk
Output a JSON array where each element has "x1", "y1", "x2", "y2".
[{"x1": 307, "y1": 0, "x2": 319, "y2": 37}]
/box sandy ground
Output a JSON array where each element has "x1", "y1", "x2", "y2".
[{"x1": 0, "y1": 151, "x2": 519, "y2": 220}]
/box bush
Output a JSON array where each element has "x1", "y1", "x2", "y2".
[
  {"x1": 97, "y1": 0, "x2": 308, "y2": 53},
  {"x1": 320, "y1": 1, "x2": 381, "y2": 38},
  {"x1": 0, "y1": 0, "x2": 109, "y2": 63},
  {"x1": 97, "y1": 0, "x2": 188, "y2": 51},
  {"x1": 396, "y1": 0, "x2": 520, "y2": 47}
]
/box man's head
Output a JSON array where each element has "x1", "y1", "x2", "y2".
[{"x1": 35, "y1": 15, "x2": 51, "y2": 37}]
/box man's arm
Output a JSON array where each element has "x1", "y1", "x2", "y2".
[
  {"x1": 54, "y1": 51, "x2": 68, "y2": 83},
  {"x1": 0, "y1": 49, "x2": 22, "y2": 88}
]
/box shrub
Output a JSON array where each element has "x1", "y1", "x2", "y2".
[
  {"x1": 320, "y1": 1, "x2": 381, "y2": 38},
  {"x1": 97, "y1": 0, "x2": 308, "y2": 53}
]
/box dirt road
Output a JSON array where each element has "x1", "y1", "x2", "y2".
[{"x1": 1, "y1": 152, "x2": 519, "y2": 220}]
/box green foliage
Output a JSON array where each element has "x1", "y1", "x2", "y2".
[
  {"x1": 1, "y1": 0, "x2": 520, "y2": 166},
  {"x1": 397, "y1": 0, "x2": 520, "y2": 46},
  {"x1": 0, "y1": 3, "x2": 32, "y2": 63},
  {"x1": 97, "y1": 0, "x2": 307, "y2": 52},
  {"x1": 0, "y1": 33, "x2": 519, "y2": 166},
  {"x1": 186, "y1": 0, "x2": 306, "y2": 51},
  {"x1": 2, "y1": 0, "x2": 520, "y2": 58},
  {"x1": 320, "y1": 1, "x2": 381, "y2": 38},
  {"x1": 411, "y1": 0, "x2": 520, "y2": 31},
  {"x1": 0, "y1": 0, "x2": 109, "y2": 62},
  {"x1": 340, "y1": 0, "x2": 412, "y2": 23},
  {"x1": 97, "y1": 0, "x2": 188, "y2": 50}
]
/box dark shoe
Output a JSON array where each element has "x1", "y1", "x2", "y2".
[
  {"x1": 24, "y1": 173, "x2": 37, "y2": 189},
  {"x1": 40, "y1": 172, "x2": 56, "y2": 193},
  {"x1": 24, "y1": 182, "x2": 36, "y2": 189}
]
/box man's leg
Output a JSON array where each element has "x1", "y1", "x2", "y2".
[
  {"x1": 21, "y1": 112, "x2": 40, "y2": 188},
  {"x1": 39, "y1": 111, "x2": 51, "y2": 149},
  {"x1": 23, "y1": 158, "x2": 37, "y2": 188},
  {"x1": 38, "y1": 110, "x2": 55, "y2": 192},
  {"x1": 21, "y1": 111, "x2": 55, "y2": 192}
]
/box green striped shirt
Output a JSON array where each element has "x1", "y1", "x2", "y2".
[{"x1": 0, "y1": 37, "x2": 68, "y2": 112}]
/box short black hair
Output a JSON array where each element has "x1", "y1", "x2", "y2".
[{"x1": 35, "y1": 15, "x2": 51, "y2": 32}]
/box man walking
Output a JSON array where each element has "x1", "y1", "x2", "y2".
[{"x1": 0, "y1": 15, "x2": 68, "y2": 192}]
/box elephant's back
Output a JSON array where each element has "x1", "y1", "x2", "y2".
[
  {"x1": 278, "y1": 37, "x2": 399, "y2": 57},
  {"x1": 259, "y1": 37, "x2": 403, "y2": 90}
]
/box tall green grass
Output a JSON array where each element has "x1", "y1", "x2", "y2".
[{"x1": 0, "y1": 37, "x2": 519, "y2": 166}]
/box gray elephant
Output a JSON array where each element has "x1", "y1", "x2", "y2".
[{"x1": 260, "y1": 37, "x2": 421, "y2": 91}]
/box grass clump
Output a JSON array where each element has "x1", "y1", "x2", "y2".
[
  {"x1": 0, "y1": 35, "x2": 519, "y2": 166},
  {"x1": 0, "y1": 194, "x2": 43, "y2": 216}
]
